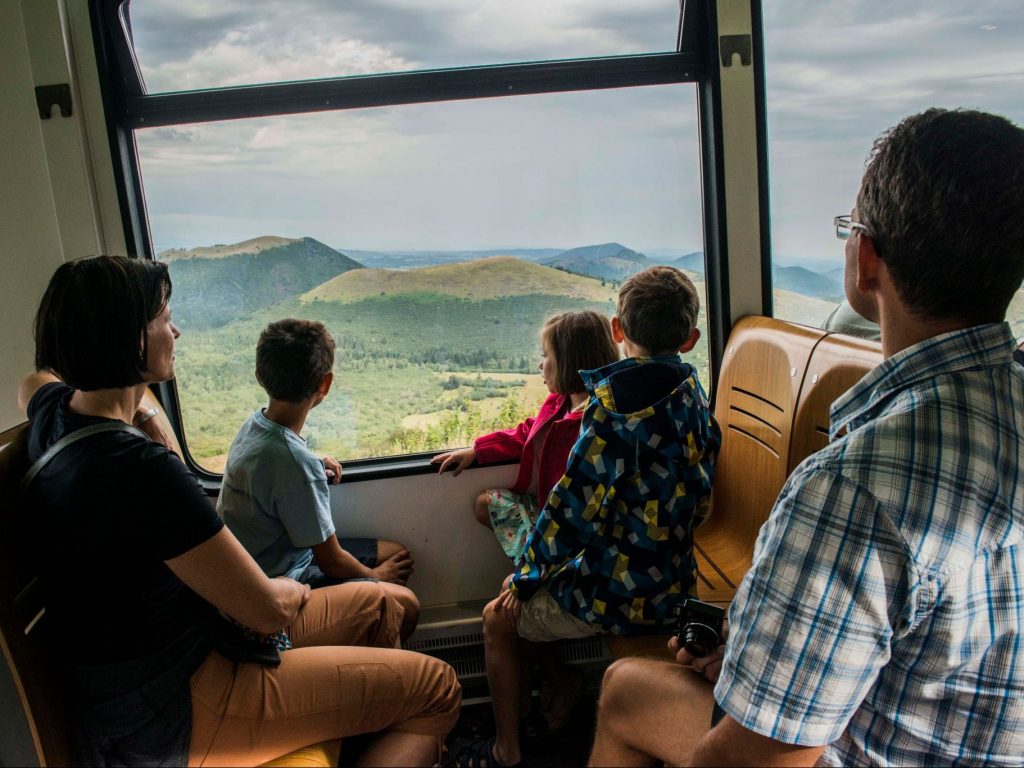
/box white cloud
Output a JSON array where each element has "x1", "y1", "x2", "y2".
[
  {"x1": 138, "y1": 85, "x2": 702, "y2": 252},
  {"x1": 131, "y1": 0, "x2": 677, "y2": 91}
]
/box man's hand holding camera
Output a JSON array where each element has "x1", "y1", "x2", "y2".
[{"x1": 670, "y1": 598, "x2": 728, "y2": 684}]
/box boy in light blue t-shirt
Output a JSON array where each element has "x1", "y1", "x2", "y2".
[{"x1": 218, "y1": 318, "x2": 418, "y2": 638}]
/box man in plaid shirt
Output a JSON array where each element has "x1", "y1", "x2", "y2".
[{"x1": 589, "y1": 109, "x2": 1024, "y2": 766}]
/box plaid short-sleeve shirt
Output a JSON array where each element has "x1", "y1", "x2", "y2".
[{"x1": 715, "y1": 323, "x2": 1024, "y2": 766}]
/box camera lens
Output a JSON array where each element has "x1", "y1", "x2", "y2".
[{"x1": 682, "y1": 622, "x2": 719, "y2": 658}]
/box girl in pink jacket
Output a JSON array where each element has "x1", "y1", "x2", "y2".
[{"x1": 432, "y1": 310, "x2": 619, "y2": 562}]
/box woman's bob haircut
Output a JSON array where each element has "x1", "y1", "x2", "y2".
[{"x1": 34, "y1": 255, "x2": 172, "y2": 391}]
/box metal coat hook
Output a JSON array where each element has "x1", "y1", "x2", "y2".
[{"x1": 35, "y1": 84, "x2": 73, "y2": 119}]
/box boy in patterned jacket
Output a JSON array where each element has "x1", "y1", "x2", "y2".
[{"x1": 455, "y1": 266, "x2": 721, "y2": 768}]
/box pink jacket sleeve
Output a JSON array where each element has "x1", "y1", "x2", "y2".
[{"x1": 473, "y1": 416, "x2": 536, "y2": 465}]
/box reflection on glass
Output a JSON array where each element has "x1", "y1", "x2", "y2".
[
  {"x1": 128, "y1": 0, "x2": 680, "y2": 93},
  {"x1": 135, "y1": 86, "x2": 707, "y2": 469}
]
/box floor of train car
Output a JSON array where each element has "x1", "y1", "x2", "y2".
[
  {"x1": 446, "y1": 693, "x2": 599, "y2": 767},
  {"x1": 335, "y1": 694, "x2": 598, "y2": 768}
]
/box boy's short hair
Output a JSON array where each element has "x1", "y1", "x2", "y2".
[
  {"x1": 256, "y1": 319, "x2": 335, "y2": 402},
  {"x1": 35, "y1": 255, "x2": 172, "y2": 391},
  {"x1": 617, "y1": 266, "x2": 700, "y2": 355},
  {"x1": 540, "y1": 310, "x2": 620, "y2": 395}
]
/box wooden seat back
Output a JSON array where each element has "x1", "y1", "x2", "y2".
[
  {"x1": 788, "y1": 332, "x2": 882, "y2": 473},
  {"x1": 0, "y1": 422, "x2": 73, "y2": 767},
  {"x1": 694, "y1": 318, "x2": 882, "y2": 603},
  {"x1": 694, "y1": 316, "x2": 825, "y2": 602}
]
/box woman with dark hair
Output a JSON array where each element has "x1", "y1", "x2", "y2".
[{"x1": 18, "y1": 255, "x2": 460, "y2": 767}]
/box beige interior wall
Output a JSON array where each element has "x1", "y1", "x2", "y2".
[
  {"x1": 0, "y1": 0, "x2": 123, "y2": 431},
  {"x1": 0, "y1": 1, "x2": 65, "y2": 431},
  {"x1": 716, "y1": 0, "x2": 764, "y2": 323}
]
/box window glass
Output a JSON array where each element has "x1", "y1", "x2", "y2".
[
  {"x1": 127, "y1": 0, "x2": 680, "y2": 93},
  {"x1": 764, "y1": 1, "x2": 1024, "y2": 336},
  {"x1": 137, "y1": 85, "x2": 707, "y2": 470}
]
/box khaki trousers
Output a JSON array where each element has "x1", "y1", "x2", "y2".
[{"x1": 188, "y1": 581, "x2": 461, "y2": 767}]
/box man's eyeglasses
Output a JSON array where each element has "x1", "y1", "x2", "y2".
[{"x1": 835, "y1": 215, "x2": 871, "y2": 240}]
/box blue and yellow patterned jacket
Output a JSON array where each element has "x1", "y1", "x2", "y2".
[{"x1": 510, "y1": 355, "x2": 721, "y2": 634}]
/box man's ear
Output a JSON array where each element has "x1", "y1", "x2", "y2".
[
  {"x1": 678, "y1": 327, "x2": 700, "y2": 353},
  {"x1": 610, "y1": 316, "x2": 626, "y2": 344},
  {"x1": 855, "y1": 234, "x2": 882, "y2": 295}
]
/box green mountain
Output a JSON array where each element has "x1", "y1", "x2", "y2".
[
  {"x1": 160, "y1": 236, "x2": 363, "y2": 329},
  {"x1": 303, "y1": 255, "x2": 615, "y2": 304},
  {"x1": 342, "y1": 248, "x2": 563, "y2": 269},
  {"x1": 669, "y1": 252, "x2": 705, "y2": 273},
  {"x1": 544, "y1": 242, "x2": 650, "y2": 282},
  {"x1": 297, "y1": 257, "x2": 623, "y2": 370}
]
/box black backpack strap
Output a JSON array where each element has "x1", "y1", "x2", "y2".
[{"x1": 20, "y1": 421, "x2": 147, "y2": 493}]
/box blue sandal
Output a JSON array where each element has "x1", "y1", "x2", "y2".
[{"x1": 450, "y1": 737, "x2": 524, "y2": 768}]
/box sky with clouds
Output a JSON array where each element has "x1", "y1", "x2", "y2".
[{"x1": 130, "y1": 0, "x2": 1024, "y2": 265}]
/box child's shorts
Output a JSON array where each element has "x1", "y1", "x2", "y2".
[
  {"x1": 483, "y1": 488, "x2": 538, "y2": 561},
  {"x1": 298, "y1": 537, "x2": 378, "y2": 588},
  {"x1": 516, "y1": 586, "x2": 604, "y2": 643}
]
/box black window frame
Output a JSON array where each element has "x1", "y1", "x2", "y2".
[{"x1": 89, "y1": 0, "x2": 742, "y2": 484}]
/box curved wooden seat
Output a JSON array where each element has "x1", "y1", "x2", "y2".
[
  {"x1": 0, "y1": 422, "x2": 71, "y2": 767},
  {"x1": 788, "y1": 332, "x2": 881, "y2": 473},
  {"x1": 0, "y1": 409, "x2": 341, "y2": 767},
  {"x1": 694, "y1": 318, "x2": 883, "y2": 605},
  {"x1": 694, "y1": 316, "x2": 825, "y2": 603}
]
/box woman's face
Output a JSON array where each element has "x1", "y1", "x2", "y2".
[
  {"x1": 539, "y1": 337, "x2": 557, "y2": 394},
  {"x1": 144, "y1": 303, "x2": 181, "y2": 382}
]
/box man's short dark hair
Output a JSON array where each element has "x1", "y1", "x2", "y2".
[
  {"x1": 34, "y1": 255, "x2": 172, "y2": 391},
  {"x1": 616, "y1": 266, "x2": 700, "y2": 355},
  {"x1": 858, "y1": 108, "x2": 1024, "y2": 324},
  {"x1": 540, "y1": 310, "x2": 620, "y2": 395},
  {"x1": 256, "y1": 319, "x2": 335, "y2": 402}
]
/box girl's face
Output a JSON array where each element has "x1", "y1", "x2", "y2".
[
  {"x1": 144, "y1": 302, "x2": 181, "y2": 383},
  {"x1": 539, "y1": 337, "x2": 557, "y2": 394}
]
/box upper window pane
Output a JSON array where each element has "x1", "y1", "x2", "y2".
[
  {"x1": 765, "y1": 1, "x2": 1024, "y2": 336},
  {"x1": 126, "y1": 0, "x2": 681, "y2": 93}
]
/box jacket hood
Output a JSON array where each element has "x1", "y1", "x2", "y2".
[{"x1": 579, "y1": 355, "x2": 708, "y2": 449}]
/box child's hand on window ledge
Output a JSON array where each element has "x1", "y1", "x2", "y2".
[
  {"x1": 321, "y1": 456, "x2": 342, "y2": 484},
  {"x1": 430, "y1": 447, "x2": 476, "y2": 476}
]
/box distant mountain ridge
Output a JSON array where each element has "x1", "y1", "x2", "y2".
[
  {"x1": 772, "y1": 265, "x2": 842, "y2": 300},
  {"x1": 665, "y1": 251, "x2": 705, "y2": 272},
  {"x1": 159, "y1": 235, "x2": 298, "y2": 262},
  {"x1": 162, "y1": 236, "x2": 363, "y2": 329},
  {"x1": 544, "y1": 242, "x2": 650, "y2": 282},
  {"x1": 159, "y1": 233, "x2": 850, "y2": 332}
]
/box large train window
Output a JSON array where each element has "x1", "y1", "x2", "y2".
[
  {"x1": 764, "y1": 1, "x2": 1024, "y2": 335},
  {"x1": 100, "y1": 1, "x2": 713, "y2": 473}
]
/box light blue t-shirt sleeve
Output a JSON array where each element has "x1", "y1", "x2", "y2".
[{"x1": 273, "y1": 456, "x2": 335, "y2": 548}]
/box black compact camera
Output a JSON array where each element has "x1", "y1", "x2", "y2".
[{"x1": 674, "y1": 598, "x2": 725, "y2": 658}]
